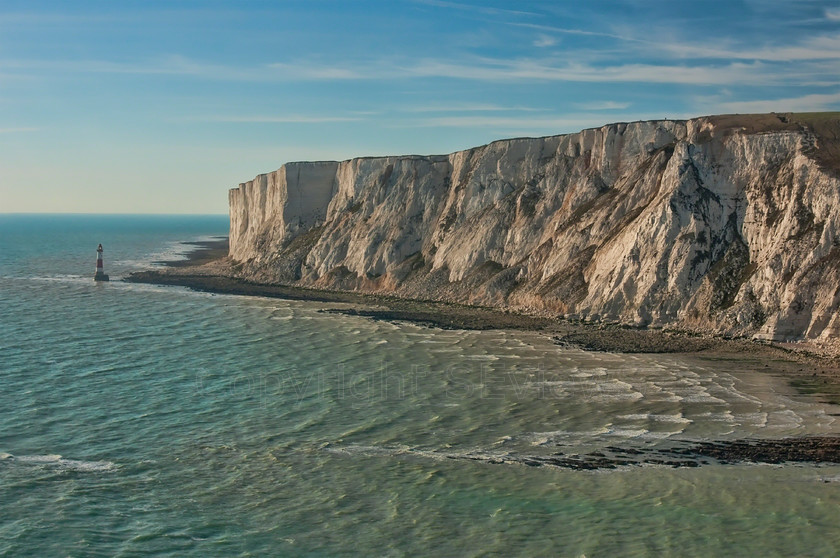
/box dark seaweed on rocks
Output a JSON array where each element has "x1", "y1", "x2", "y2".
[{"x1": 443, "y1": 437, "x2": 840, "y2": 471}]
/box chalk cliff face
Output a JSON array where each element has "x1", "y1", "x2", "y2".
[{"x1": 229, "y1": 113, "x2": 840, "y2": 342}]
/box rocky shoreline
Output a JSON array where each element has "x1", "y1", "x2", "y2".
[
  {"x1": 443, "y1": 437, "x2": 840, "y2": 471},
  {"x1": 127, "y1": 237, "x2": 840, "y2": 396}
]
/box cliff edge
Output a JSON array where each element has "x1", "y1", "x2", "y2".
[{"x1": 228, "y1": 112, "x2": 840, "y2": 343}]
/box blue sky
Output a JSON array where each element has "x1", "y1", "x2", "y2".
[{"x1": 1, "y1": 0, "x2": 839, "y2": 214}]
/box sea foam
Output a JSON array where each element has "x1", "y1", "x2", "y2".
[{"x1": 2, "y1": 453, "x2": 116, "y2": 472}]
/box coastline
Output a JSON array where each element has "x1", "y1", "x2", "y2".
[
  {"x1": 122, "y1": 236, "x2": 840, "y2": 466},
  {"x1": 126, "y1": 237, "x2": 840, "y2": 406},
  {"x1": 153, "y1": 236, "x2": 230, "y2": 267}
]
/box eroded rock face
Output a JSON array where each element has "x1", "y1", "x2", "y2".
[{"x1": 228, "y1": 113, "x2": 840, "y2": 342}]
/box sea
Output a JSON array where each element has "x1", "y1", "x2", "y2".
[{"x1": 2, "y1": 214, "x2": 840, "y2": 557}]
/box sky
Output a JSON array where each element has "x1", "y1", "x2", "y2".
[{"x1": 1, "y1": 0, "x2": 839, "y2": 214}]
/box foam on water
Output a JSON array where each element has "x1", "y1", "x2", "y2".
[
  {"x1": 616, "y1": 413, "x2": 693, "y2": 424},
  {"x1": 142, "y1": 236, "x2": 224, "y2": 267},
  {"x1": 527, "y1": 427, "x2": 612, "y2": 446},
  {"x1": 2, "y1": 453, "x2": 116, "y2": 472}
]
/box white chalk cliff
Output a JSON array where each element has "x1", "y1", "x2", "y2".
[{"x1": 228, "y1": 113, "x2": 840, "y2": 342}]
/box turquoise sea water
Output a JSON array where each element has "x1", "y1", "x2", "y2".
[{"x1": 3, "y1": 214, "x2": 840, "y2": 557}]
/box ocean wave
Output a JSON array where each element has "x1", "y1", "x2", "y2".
[
  {"x1": 616, "y1": 413, "x2": 693, "y2": 425},
  {"x1": 526, "y1": 427, "x2": 611, "y2": 446},
  {"x1": 604, "y1": 427, "x2": 650, "y2": 438},
  {"x1": 763, "y1": 409, "x2": 805, "y2": 430},
  {"x1": 1, "y1": 453, "x2": 116, "y2": 472},
  {"x1": 23, "y1": 274, "x2": 89, "y2": 285}
]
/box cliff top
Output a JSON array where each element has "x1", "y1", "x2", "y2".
[{"x1": 251, "y1": 112, "x2": 840, "y2": 183}]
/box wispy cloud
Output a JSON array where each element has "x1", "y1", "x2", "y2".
[
  {"x1": 409, "y1": 115, "x2": 585, "y2": 128},
  {"x1": 658, "y1": 34, "x2": 840, "y2": 62},
  {"x1": 712, "y1": 91, "x2": 840, "y2": 113},
  {"x1": 0, "y1": 55, "x2": 256, "y2": 79},
  {"x1": 406, "y1": 103, "x2": 546, "y2": 113},
  {"x1": 510, "y1": 22, "x2": 644, "y2": 44},
  {"x1": 402, "y1": 58, "x2": 809, "y2": 86},
  {"x1": 533, "y1": 34, "x2": 557, "y2": 48},
  {"x1": 266, "y1": 63, "x2": 364, "y2": 80},
  {"x1": 574, "y1": 101, "x2": 631, "y2": 111},
  {"x1": 0, "y1": 55, "x2": 364, "y2": 81},
  {"x1": 4, "y1": 14, "x2": 839, "y2": 92},
  {"x1": 4, "y1": 53, "x2": 837, "y2": 88},
  {"x1": 412, "y1": 0, "x2": 540, "y2": 18},
  {"x1": 190, "y1": 115, "x2": 364, "y2": 124},
  {"x1": 514, "y1": 20, "x2": 840, "y2": 64},
  {"x1": 406, "y1": 114, "x2": 665, "y2": 131}
]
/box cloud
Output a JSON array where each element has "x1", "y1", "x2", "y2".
[
  {"x1": 515, "y1": 21, "x2": 840, "y2": 64},
  {"x1": 4, "y1": 44, "x2": 837, "y2": 90},
  {"x1": 412, "y1": 0, "x2": 540, "y2": 18},
  {"x1": 406, "y1": 103, "x2": 546, "y2": 113},
  {"x1": 257, "y1": 54, "x2": 837, "y2": 87},
  {"x1": 266, "y1": 63, "x2": 364, "y2": 80},
  {"x1": 533, "y1": 34, "x2": 557, "y2": 48},
  {"x1": 510, "y1": 22, "x2": 642, "y2": 43},
  {"x1": 0, "y1": 56, "x2": 364, "y2": 82},
  {"x1": 574, "y1": 101, "x2": 631, "y2": 111},
  {"x1": 712, "y1": 91, "x2": 840, "y2": 113},
  {"x1": 402, "y1": 58, "x2": 805, "y2": 86},
  {"x1": 409, "y1": 115, "x2": 588, "y2": 128},
  {"x1": 405, "y1": 113, "x2": 669, "y2": 131},
  {"x1": 191, "y1": 115, "x2": 364, "y2": 124},
  {"x1": 0, "y1": 55, "x2": 255, "y2": 79},
  {"x1": 659, "y1": 34, "x2": 840, "y2": 62}
]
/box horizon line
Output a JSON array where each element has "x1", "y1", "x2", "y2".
[{"x1": 0, "y1": 212, "x2": 229, "y2": 217}]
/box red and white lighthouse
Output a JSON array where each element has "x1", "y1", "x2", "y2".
[{"x1": 94, "y1": 244, "x2": 109, "y2": 282}]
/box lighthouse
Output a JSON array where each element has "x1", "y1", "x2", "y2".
[{"x1": 94, "y1": 244, "x2": 110, "y2": 282}]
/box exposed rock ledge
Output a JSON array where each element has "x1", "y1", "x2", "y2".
[{"x1": 228, "y1": 112, "x2": 840, "y2": 345}]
